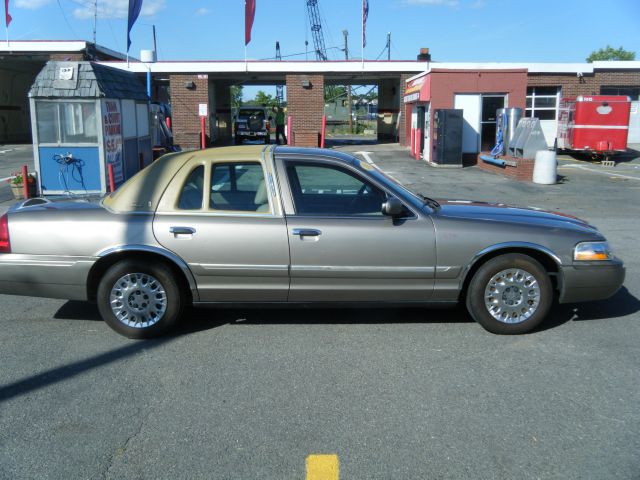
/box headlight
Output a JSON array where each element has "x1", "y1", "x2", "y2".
[{"x1": 574, "y1": 241, "x2": 613, "y2": 261}]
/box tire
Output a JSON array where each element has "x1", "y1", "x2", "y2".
[
  {"x1": 466, "y1": 253, "x2": 552, "y2": 335},
  {"x1": 97, "y1": 259, "x2": 184, "y2": 339}
]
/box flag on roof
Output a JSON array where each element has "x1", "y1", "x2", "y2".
[
  {"x1": 127, "y1": 0, "x2": 143, "y2": 52},
  {"x1": 5, "y1": 0, "x2": 12, "y2": 28},
  {"x1": 362, "y1": 0, "x2": 369, "y2": 48},
  {"x1": 245, "y1": 0, "x2": 256, "y2": 46}
]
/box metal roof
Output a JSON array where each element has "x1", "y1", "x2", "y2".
[
  {"x1": 0, "y1": 40, "x2": 128, "y2": 60},
  {"x1": 29, "y1": 61, "x2": 148, "y2": 100}
]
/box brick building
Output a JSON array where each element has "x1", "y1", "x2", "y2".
[
  {"x1": 2, "y1": 41, "x2": 639, "y2": 152},
  {"x1": 402, "y1": 62, "x2": 640, "y2": 164}
]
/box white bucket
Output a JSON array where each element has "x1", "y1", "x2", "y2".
[{"x1": 533, "y1": 150, "x2": 557, "y2": 184}]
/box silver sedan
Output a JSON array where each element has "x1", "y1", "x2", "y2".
[{"x1": 0, "y1": 145, "x2": 625, "y2": 338}]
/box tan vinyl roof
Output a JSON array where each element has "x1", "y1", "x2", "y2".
[{"x1": 102, "y1": 145, "x2": 267, "y2": 212}]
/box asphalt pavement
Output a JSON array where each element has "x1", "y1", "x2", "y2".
[{"x1": 0, "y1": 143, "x2": 639, "y2": 479}]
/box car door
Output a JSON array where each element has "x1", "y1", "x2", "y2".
[
  {"x1": 153, "y1": 156, "x2": 290, "y2": 302},
  {"x1": 276, "y1": 157, "x2": 436, "y2": 302}
]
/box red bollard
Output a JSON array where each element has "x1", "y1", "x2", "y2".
[
  {"x1": 320, "y1": 115, "x2": 327, "y2": 148},
  {"x1": 108, "y1": 163, "x2": 115, "y2": 193},
  {"x1": 22, "y1": 165, "x2": 29, "y2": 199},
  {"x1": 139, "y1": 153, "x2": 145, "y2": 171},
  {"x1": 410, "y1": 127, "x2": 415, "y2": 157},
  {"x1": 287, "y1": 116, "x2": 292, "y2": 146},
  {"x1": 165, "y1": 116, "x2": 171, "y2": 130},
  {"x1": 200, "y1": 117, "x2": 206, "y2": 150}
]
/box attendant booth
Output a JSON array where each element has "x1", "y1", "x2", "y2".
[
  {"x1": 403, "y1": 68, "x2": 528, "y2": 165},
  {"x1": 29, "y1": 61, "x2": 151, "y2": 195}
]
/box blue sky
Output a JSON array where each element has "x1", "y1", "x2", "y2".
[
  {"x1": 6, "y1": 0, "x2": 639, "y2": 62},
  {"x1": 5, "y1": 0, "x2": 640, "y2": 99}
]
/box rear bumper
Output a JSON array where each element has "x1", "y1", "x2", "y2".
[
  {"x1": 558, "y1": 259, "x2": 625, "y2": 303},
  {"x1": 0, "y1": 254, "x2": 94, "y2": 300},
  {"x1": 236, "y1": 131, "x2": 267, "y2": 137}
]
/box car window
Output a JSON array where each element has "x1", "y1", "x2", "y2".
[
  {"x1": 210, "y1": 163, "x2": 270, "y2": 213},
  {"x1": 238, "y1": 109, "x2": 265, "y2": 120},
  {"x1": 177, "y1": 165, "x2": 204, "y2": 210},
  {"x1": 286, "y1": 163, "x2": 386, "y2": 216}
]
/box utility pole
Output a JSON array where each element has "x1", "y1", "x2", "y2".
[
  {"x1": 387, "y1": 32, "x2": 391, "y2": 61},
  {"x1": 92, "y1": 0, "x2": 98, "y2": 45},
  {"x1": 343, "y1": 30, "x2": 353, "y2": 134},
  {"x1": 275, "y1": 41, "x2": 284, "y2": 106}
]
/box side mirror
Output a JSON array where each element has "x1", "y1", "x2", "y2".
[{"x1": 382, "y1": 197, "x2": 404, "y2": 217}]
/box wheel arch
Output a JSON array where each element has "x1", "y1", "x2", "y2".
[
  {"x1": 87, "y1": 245, "x2": 198, "y2": 304},
  {"x1": 459, "y1": 243, "x2": 562, "y2": 301}
]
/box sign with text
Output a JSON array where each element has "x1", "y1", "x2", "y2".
[
  {"x1": 199, "y1": 103, "x2": 208, "y2": 117},
  {"x1": 101, "y1": 99, "x2": 124, "y2": 185}
]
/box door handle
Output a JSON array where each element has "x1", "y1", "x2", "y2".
[
  {"x1": 170, "y1": 226, "x2": 196, "y2": 235},
  {"x1": 292, "y1": 228, "x2": 322, "y2": 237}
]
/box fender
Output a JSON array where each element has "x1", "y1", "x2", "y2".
[
  {"x1": 96, "y1": 244, "x2": 200, "y2": 302},
  {"x1": 459, "y1": 241, "x2": 563, "y2": 290}
]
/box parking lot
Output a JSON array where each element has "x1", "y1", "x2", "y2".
[{"x1": 0, "y1": 144, "x2": 639, "y2": 479}]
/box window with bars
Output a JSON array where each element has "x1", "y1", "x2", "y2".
[{"x1": 525, "y1": 86, "x2": 561, "y2": 120}]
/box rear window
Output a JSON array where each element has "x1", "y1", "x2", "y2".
[{"x1": 238, "y1": 109, "x2": 265, "y2": 120}]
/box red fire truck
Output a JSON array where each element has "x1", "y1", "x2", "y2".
[{"x1": 556, "y1": 95, "x2": 631, "y2": 164}]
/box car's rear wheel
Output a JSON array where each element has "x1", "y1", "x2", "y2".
[
  {"x1": 97, "y1": 260, "x2": 183, "y2": 339},
  {"x1": 466, "y1": 253, "x2": 552, "y2": 334}
]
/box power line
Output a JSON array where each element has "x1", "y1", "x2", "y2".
[
  {"x1": 56, "y1": 0, "x2": 80, "y2": 40},
  {"x1": 259, "y1": 45, "x2": 343, "y2": 61}
]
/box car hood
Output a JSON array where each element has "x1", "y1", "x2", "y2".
[{"x1": 434, "y1": 199, "x2": 598, "y2": 231}]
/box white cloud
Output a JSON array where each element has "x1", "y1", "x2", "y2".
[
  {"x1": 406, "y1": 0, "x2": 459, "y2": 5},
  {"x1": 72, "y1": 0, "x2": 166, "y2": 20},
  {"x1": 196, "y1": 7, "x2": 210, "y2": 16},
  {"x1": 15, "y1": 0, "x2": 52, "y2": 9}
]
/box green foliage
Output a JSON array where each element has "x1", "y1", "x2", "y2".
[
  {"x1": 324, "y1": 86, "x2": 346, "y2": 102},
  {"x1": 230, "y1": 85, "x2": 243, "y2": 108},
  {"x1": 586, "y1": 45, "x2": 636, "y2": 62},
  {"x1": 246, "y1": 90, "x2": 279, "y2": 109}
]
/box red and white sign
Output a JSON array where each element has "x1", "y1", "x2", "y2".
[{"x1": 102, "y1": 99, "x2": 124, "y2": 184}]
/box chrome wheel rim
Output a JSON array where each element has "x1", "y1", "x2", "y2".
[
  {"x1": 484, "y1": 268, "x2": 541, "y2": 324},
  {"x1": 109, "y1": 273, "x2": 167, "y2": 328}
]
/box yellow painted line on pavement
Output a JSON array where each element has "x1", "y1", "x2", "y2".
[{"x1": 306, "y1": 454, "x2": 339, "y2": 480}]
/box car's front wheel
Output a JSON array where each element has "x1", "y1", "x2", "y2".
[
  {"x1": 466, "y1": 253, "x2": 552, "y2": 334},
  {"x1": 97, "y1": 260, "x2": 183, "y2": 339}
]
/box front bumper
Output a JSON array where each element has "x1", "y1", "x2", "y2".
[{"x1": 558, "y1": 258, "x2": 625, "y2": 303}]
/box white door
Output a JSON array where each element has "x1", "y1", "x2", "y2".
[
  {"x1": 454, "y1": 94, "x2": 481, "y2": 153},
  {"x1": 628, "y1": 101, "x2": 640, "y2": 145},
  {"x1": 423, "y1": 103, "x2": 431, "y2": 162}
]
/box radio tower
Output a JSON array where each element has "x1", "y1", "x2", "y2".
[
  {"x1": 275, "y1": 41, "x2": 284, "y2": 106},
  {"x1": 306, "y1": 0, "x2": 328, "y2": 61}
]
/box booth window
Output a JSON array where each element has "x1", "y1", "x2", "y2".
[
  {"x1": 36, "y1": 101, "x2": 98, "y2": 144},
  {"x1": 525, "y1": 87, "x2": 560, "y2": 120}
]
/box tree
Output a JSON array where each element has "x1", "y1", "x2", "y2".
[
  {"x1": 246, "y1": 90, "x2": 278, "y2": 109},
  {"x1": 230, "y1": 85, "x2": 243, "y2": 109},
  {"x1": 586, "y1": 45, "x2": 636, "y2": 62}
]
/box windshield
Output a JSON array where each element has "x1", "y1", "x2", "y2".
[{"x1": 361, "y1": 161, "x2": 431, "y2": 205}]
